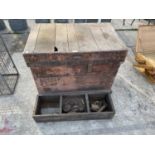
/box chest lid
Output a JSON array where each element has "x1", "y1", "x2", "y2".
[{"x1": 23, "y1": 23, "x2": 127, "y2": 54}]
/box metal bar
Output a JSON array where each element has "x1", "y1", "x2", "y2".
[
  {"x1": 116, "y1": 28, "x2": 138, "y2": 31},
  {"x1": 1, "y1": 73, "x2": 18, "y2": 76},
  {"x1": 0, "y1": 32, "x2": 29, "y2": 35}
]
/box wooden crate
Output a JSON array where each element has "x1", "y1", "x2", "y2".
[
  {"x1": 23, "y1": 23, "x2": 127, "y2": 121},
  {"x1": 135, "y1": 25, "x2": 155, "y2": 83},
  {"x1": 23, "y1": 23, "x2": 127, "y2": 94}
]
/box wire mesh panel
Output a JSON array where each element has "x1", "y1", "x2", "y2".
[{"x1": 0, "y1": 35, "x2": 19, "y2": 95}]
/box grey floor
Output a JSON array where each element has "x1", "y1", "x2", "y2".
[{"x1": 1, "y1": 19, "x2": 155, "y2": 135}]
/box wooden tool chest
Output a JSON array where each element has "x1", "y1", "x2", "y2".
[{"x1": 23, "y1": 23, "x2": 127, "y2": 122}]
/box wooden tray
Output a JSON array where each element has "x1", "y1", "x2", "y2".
[{"x1": 33, "y1": 90, "x2": 115, "y2": 122}]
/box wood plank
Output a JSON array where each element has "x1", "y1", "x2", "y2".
[
  {"x1": 23, "y1": 24, "x2": 40, "y2": 54},
  {"x1": 24, "y1": 23, "x2": 126, "y2": 54},
  {"x1": 34, "y1": 71, "x2": 114, "y2": 93},
  {"x1": 31, "y1": 64, "x2": 87, "y2": 77},
  {"x1": 90, "y1": 24, "x2": 111, "y2": 50},
  {"x1": 99, "y1": 24, "x2": 126, "y2": 50},
  {"x1": 75, "y1": 24, "x2": 98, "y2": 52},
  {"x1": 55, "y1": 24, "x2": 69, "y2": 52},
  {"x1": 33, "y1": 111, "x2": 114, "y2": 122},
  {"x1": 34, "y1": 24, "x2": 56, "y2": 53},
  {"x1": 67, "y1": 24, "x2": 79, "y2": 52}
]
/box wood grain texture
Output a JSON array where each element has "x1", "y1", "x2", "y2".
[
  {"x1": 100, "y1": 24, "x2": 126, "y2": 50},
  {"x1": 24, "y1": 23, "x2": 127, "y2": 54},
  {"x1": 33, "y1": 70, "x2": 116, "y2": 93},
  {"x1": 23, "y1": 24, "x2": 40, "y2": 54},
  {"x1": 67, "y1": 24, "x2": 79, "y2": 52},
  {"x1": 90, "y1": 24, "x2": 111, "y2": 50},
  {"x1": 34, "y1": 24, "x2": 56, "y2": 53},
  {"x1": 24, "y1": 51, "x2": 127, "y2": 67},
  {"x1": 23, "y1": 23, "x2": 127, "y2": 94},
  {"x1": 55, "y1": 24, "x2": 69, "y2": 52},
  {"x1": 74, "y1": 24, "x2": 98, "y2": 51}
]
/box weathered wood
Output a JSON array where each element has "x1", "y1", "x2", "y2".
[
  {"x1": 33, "y1": 92, "x2": 115, "y2": 122},
  {"x1": 33, "y1": 71, "x2": 117, "y2": 93},
  {"x1": 34, "y1": 24, "x2": 56, "y2": 53},
  {"x1": 90, "y1": 24, "x2": 110, "y2": 50},
  {"x1": 31, "y1": 63, "x2": 119, "y2": 78},
  {"x1": 100, "y1": 24, "x2": 126, "y2": 50},
  {"x1": 24, "y1": 23, "x2": 127, "y2": 54},
  {"x1": 67, "y1": 24, "x2": 79, "y2": 52},
  {"x1": 55, "y1": 24, "x2": 69, "y2": 52},
  {"x1": 33, "y1": 112, "x2": 114, "y2": 122},
  {"x1": 24, "y1": 51, "x2": 126, "y2": 67},
  {"x1": 23, "y1": 24, "x2": 40, "y2": 54},
  {"x1": 74, "y1": 24, "x2": 98, "y2": 51},
  {"x1": 23, "y1": 23, "x2": 127, "y2": 94},
  {"x1": 90, "y1": 24, "x2": 126, "y2": 50},
  {"x1": 31, "y1": 64, "x2": 88, "y2": 77},
  {"x1": 85, "y1": 94, "x2": 90, "y2": 112}
]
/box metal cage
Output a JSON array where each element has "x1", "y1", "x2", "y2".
[{"x1": 0, "y1": 35, "x2": 19, "y2": 95}]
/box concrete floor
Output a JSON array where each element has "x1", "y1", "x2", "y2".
[{"x1": 1, "y1": 19, "x2": 155, "y2": 134}]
